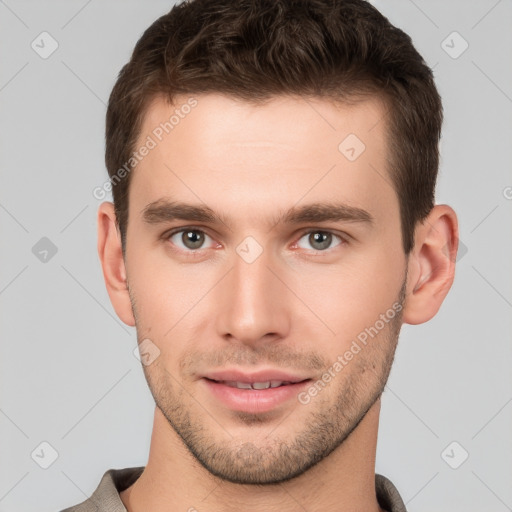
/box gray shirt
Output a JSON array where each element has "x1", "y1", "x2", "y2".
[{"x1": 60, "y1": 467, "x2": 407, "y2": 512}]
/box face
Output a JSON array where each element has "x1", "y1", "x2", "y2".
[{"x1": 123, "y1": 93, "x2": 408, "y2": 484}]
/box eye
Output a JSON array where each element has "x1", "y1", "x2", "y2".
[
  {"x1": 295, "y1": 230, "x2": 345, "y2": 252},
  {"x1": 163, "y1": 228, "x2": 346, "y2": 254},
  {"x1": 166, "y1": 228, "x2": 215, "y2": 251}
]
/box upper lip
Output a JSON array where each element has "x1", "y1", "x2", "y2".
[{"x1": 203, "y1": 369, "x2": 312, "y2": 384}]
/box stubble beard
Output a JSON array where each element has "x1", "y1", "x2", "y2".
[{"x1": 134, "y1": 278, "x2": 407, "y2": 485}]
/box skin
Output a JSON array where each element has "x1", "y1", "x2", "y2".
[{"x1": 98, "y1": 93, "x2": 458, "y2": 512}]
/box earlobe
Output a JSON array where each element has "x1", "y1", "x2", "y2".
[
  {"x1": 97, "y1": 202, "x2": 136, "y2": 327},
  {"x1": 402, "y1": 205, "x2": 459, "y2": 325}
]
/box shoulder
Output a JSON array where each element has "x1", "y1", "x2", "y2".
[
  {"x1": 59, "y1": 466, "x2": 145, "y2": 512},
  {"x1": 375, "y1": 473, "x2": 408, "y2": 512}
]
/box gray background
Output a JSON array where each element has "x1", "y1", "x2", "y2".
[{"x1": 1, "y1": 1, "x2": 511, "y2": 511}]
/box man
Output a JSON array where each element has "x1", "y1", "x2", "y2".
[{"x1": 62, "y1": 0, "x2": 458, "y2": 510}]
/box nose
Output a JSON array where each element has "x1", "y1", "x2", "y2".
[{"x1": 215, "y1": 244, "x2": 292, "y2": 347}]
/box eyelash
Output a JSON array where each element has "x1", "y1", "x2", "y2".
[{"x1": 162, "y1": 226, "x2": 348, "y2": 255}]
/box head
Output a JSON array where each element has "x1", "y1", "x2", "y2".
[{"x1": 98, "y1": 0, "x2": 458, "y2": 485}]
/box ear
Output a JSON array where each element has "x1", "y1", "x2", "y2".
[
  {"x1": 97, "y1": 202, "x2": 135, "y2": 327},
  {"x1": 402, "y1": 204, "x2": 459, "y2": 325}
]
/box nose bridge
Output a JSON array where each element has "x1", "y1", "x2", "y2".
[{"x1": 215, "y1": 242, "x2": 291, "y2": 344}]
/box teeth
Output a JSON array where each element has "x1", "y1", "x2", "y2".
[
  {"x1": 235, "y1": 381, "x2": 253, "y2": 389},
  {"x1": 251, "y1": 381, "x2": 271, "y2": 390},
  {"x1": 222, "y1": 380, "x2": 289, "y2": 390}
]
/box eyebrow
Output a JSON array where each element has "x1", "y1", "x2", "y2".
[{"x1": 142, "y1": 198, "x2": 374, "y2": 229}]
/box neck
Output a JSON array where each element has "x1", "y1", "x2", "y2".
[{"x1": 121, "y1": 399, "x2": 385, "y2": 512}]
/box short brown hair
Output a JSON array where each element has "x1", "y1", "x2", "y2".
[{"x1": 106, "y1": 0, "x2": 442, "y2": 255}]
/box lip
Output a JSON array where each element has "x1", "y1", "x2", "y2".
[
  {"x1": 201, "y1": 368, "x2": 312, "y2": 414},
  {"x1": 203, "y1": 368, "x2": 311, "y2": 384}
]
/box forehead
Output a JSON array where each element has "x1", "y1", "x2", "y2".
[{"x1": 128, "y1": 93, "x2": 397, "y2": 228}]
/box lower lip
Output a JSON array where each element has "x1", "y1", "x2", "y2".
[{"x1": 202, "y1": 379, "x2": 311, "y2": 414}]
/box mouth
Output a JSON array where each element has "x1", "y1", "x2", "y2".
[
  {"x1": 201, "y1": 371, "x2": 313, "y2": 413},
  {"x1": 204, "y1": 378, "x2": 308, "y2": 390}
]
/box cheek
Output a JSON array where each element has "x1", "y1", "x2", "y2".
[
  {"x1": 126, "y1": 247, "x2": 202, "y2": 334},
  {"x1": 290, "y1": 249, "x2": 404, "y2": 342}
]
